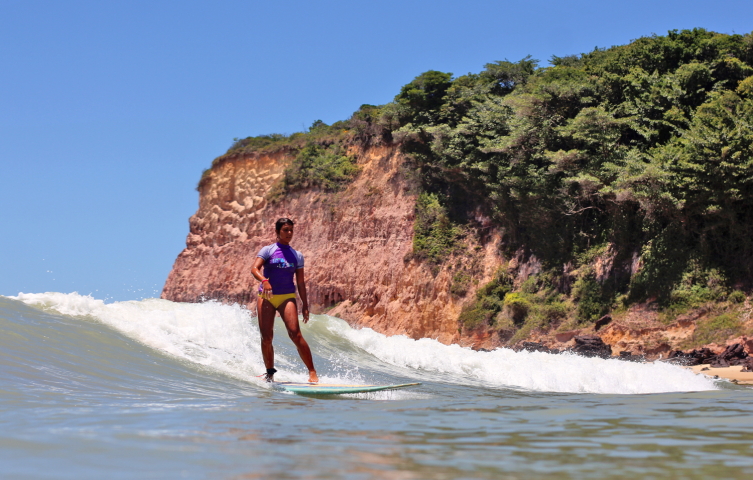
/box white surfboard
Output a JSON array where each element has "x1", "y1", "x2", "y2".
[{"x1": 274, "y1": 382, "x2": 420, "y2": 395}]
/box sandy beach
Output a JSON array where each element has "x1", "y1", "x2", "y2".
[{"x1": 689, "y1": 365, "x2": 753, "y2": 385}]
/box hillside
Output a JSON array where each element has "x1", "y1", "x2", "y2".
[{"x1": 164, "y1": 29, "x2": 753, "y2": 357}]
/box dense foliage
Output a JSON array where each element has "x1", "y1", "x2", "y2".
[
  {"x1": 411, "y1": 192, "x2": 463, "y2": 264},
  {"x1": 270, "y1": 142, "x2": 360, "y2": 198},
  {"x1": 207, "y1": 120, "x2": 361, "y2": 196},
  {"x1": 386, "y1": 29, "x2": 753, "y2": 318},
  {"x1": 225, "y1": 120, "x2": 352, "y2": 156},
  {"x1": 212, "y1": 28, "x2": 753, "y2": 334}
]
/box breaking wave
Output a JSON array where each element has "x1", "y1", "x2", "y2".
[{"x1": 7, "y1": 292, "x2": 716, "y2": 395}]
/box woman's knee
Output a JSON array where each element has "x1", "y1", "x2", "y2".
[{"x1": 287, "y1": 328, "x2": 303, "y2": 342}]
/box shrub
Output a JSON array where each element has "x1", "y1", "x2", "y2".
[
  {"x1": 412, "y1": 192, "x2": 463, "y2": 264},
  {"x1": 503, "y1": 293, "x2": 532, "y2": 325},
  {"x1": 458, "y1": 302, "x2": 496, "y2": 329},
  {"x1": 520, "y1": 276, "x2": 540, "y2": 294},
  {"x1": 666, "y1": 263, "x2": 729, "y2": 313},
  {"x1": 689, "y1": 313, "x2": 744, "y2": 346},
  {"x1": 196, "y1": 168, "x2": 212, "y2": 191},
  {"x1": 395, "y1": 70, "x2": 453, "y2": 125},
  {"x1": 276, "y1": 143, "x2": 360, "y2": 195},
  {"x1": 226, "y1": 133, "x2": 293, "y2": 155},
  {"x1": 541, "y1": 301, "x2": 568, "y2": 321},
  {"x1": 450, "y1": 271, "x2": 472, "y2": 297},
  {"x1": 572, "y1": 271, "x2": 612, "y2": 323},
  {"x1": 458, "y1": 269, "x2": 513, "y2": 329},
  {"x1": 729, "y1": 290, "x2": 746, "y2": 304},
  {"x1": 350, "y1": 104, "x2": 390, "y2": 144},
  {"x1": 507, "y1": 315, "x2": 544, "y2": 346}
]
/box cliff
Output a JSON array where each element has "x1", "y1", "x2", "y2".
[
  {"x1": 163, "y1": 142, "x2": 753, "y2": 358},
  {"x1": 162, "y1": 145, "x2": 503, "y2": 344},
  {"x1": 164, "y1": 28, "x2": 753, "y2": 360}
]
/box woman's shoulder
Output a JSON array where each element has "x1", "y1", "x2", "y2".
[
  {"x1": 257, "y1": 243, "x2": 279, "y2": 258},
  {"x1": 291, "y1": 246, "x2": 305, "y2": 265}
]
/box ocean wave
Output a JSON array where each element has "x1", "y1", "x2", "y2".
[
  {"x1": 322, "y1": 315, "x2": 717, "y2": 394},
  {"x1": 10, "y1": 292, "x2": 717, "y2": 394}
]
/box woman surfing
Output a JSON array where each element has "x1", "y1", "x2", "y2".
[{"x1": 251, "y1": 218, "x2": 318, "y2": 383}]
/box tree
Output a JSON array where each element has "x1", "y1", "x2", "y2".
[{"x1": 394, "y1": 70, "x2": 453, "y2": 125}]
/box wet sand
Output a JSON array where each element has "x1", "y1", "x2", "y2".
[{"x1": 689, "y1": 364, "x2": 753, "y2": 385}]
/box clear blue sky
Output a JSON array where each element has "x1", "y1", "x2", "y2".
[{"x1": 1, "y1": 0, "x2": 751, "y2": 301}]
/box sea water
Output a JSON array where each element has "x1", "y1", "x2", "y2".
[{"x1": 1, "y1": 293, "x2": 752, "y2": 479}]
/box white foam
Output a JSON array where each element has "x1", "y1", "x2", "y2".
[
  {"x1": 12, "y1": 293, "x2": 718, "y2": 394},
  {"x1": 10, "y1": 292, "x2": 360, "y2": 386},
  {"x1": 322, "y1": 316, "x2": 718, "y2": 394},
  {"x1": 12, "y1": 292, "x2": 272, "y2": 382}
]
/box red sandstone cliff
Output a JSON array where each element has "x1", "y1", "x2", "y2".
[
  {"x1": 162, "y1": 145, "x2": 503, "y2": 344},
  {"x1": 163, "y1": 144, "x2": 753, "y2": 357}
]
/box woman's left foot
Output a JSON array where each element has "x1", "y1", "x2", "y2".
[{"x1": 308, "y1": 371, "x2": 319, "y2": 383}]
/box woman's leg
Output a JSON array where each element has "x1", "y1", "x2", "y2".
[
  {"x1": 278, "y1": 299, "x2": 318, "y2": 383},
  {"x1": 257, "y1": 297, "x2": 277, "y2": 377}
]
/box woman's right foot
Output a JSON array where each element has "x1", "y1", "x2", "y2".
[{"x1": 308, "y1": 371, "x2": 319, "y2": 383}]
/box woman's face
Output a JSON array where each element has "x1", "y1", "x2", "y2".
[{"x1": 277, "y1": 224, "x2": 294, "y2": 244}]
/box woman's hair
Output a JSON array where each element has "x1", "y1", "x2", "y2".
[{"x1": 275, "y1": 217, "x2": 295, "y2": 233}]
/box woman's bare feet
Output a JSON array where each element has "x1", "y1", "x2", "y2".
[{"x1": 308, "y1": 370, "x2": 319, "y2": 383}]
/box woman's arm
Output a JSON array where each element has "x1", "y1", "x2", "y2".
[
  {"x1": 295, "y1": 268, "x2": 309, "y2": 323},
  {"x1": 252, "y1": 257, "x2": 272, "y2": 298}
]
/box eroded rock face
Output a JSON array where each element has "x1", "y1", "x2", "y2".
[
  {"x1": 162, "y1": 146, "x2": 504, "y2": 344},
  {"x1": 162, "y1": 145, "x2": 751, "y2": 356}
]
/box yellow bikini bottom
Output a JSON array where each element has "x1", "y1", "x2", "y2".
[{"x1": 263, "y1": 293, "x2": 297, "y2": 309}]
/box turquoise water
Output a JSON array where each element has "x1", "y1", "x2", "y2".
[{"x1": 2, "y1": 293, "x2": 752, "y2": 479}]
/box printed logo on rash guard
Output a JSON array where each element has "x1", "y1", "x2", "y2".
[{"x1": 269, "y1": 257, "x2": 295, "y2": 269}]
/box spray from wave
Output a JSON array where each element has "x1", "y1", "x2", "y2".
[
  {"x1": 11, "y1": 292, "x2": 717, "y2": 394},
  {"x1": 11, "y1": 292, "x2": 268, "y2": 381},
  {"x1": 325, "y1": 316, "x2": 716, "y2": 394}
]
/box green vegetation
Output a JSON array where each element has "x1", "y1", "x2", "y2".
[
  {"x1": 227, "y1": 133, "x2": 297, "y2": 154},
  {"x1": 503, "y1": 293, "x2": 532, "y2": 324},
  {"x1": 200, "y1": 110, "x2": 390, "y2": 192},
  {"x1": 572, "y1": 272, "x2": 611, "y2": 323},
  {"x1": 460, "y1": 267, "x2": 576, "y2": 343},
  {"x1": 390, "y1": 28, "x2": 753, "y2": 338},
  {"x1": 687, "y1": 313, "x2": 744, "y2": 347},
  {"x1": 449, "y1": 270, "x2": 472, "y2": 297},
  {"x1": 458, "y1": 268, "x2": 513, "y2": 329},
  {"x1": 270, "y1": 143, "x2": 360, "y2": 197},
  {"x1": 394, "y1": 29, "x2": 753, "y2": 275},
  {"x1": 669, "y1": 263, "x2": 728, "y2": 307},
  {"x1": 225, "y1": 120, "x2": 353, "y2": 157},
  {"x1": 729, "y1": 290, "x2": 746, "y2": 304},
  {"x1": 203, "y1": 28, "x2": 753, "y2": 345},
  {"x1": 411, "y1": 192, "x2": 463, "y2": 264}
]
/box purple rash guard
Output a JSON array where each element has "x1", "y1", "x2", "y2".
[{"x1": 257, "y1": 243, "x2": 305, "y2": 295}]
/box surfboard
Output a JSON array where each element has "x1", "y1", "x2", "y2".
[{"x1": 274, "y1": 382, "x2": 420, "y2": 395}]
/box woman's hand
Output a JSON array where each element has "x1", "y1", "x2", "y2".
[
  {"x1": 296, "y1": 268, "x2": 309, "y2": 323},
  {"x1": 260, "y1": 280, "x2": 273, "y2": 300},
  {"x1": 252, "y1": 257, "x2": 273, "y2": 300},
  {"x1": 261, "y1": 280, "x2": 273, "y2": 300}
]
